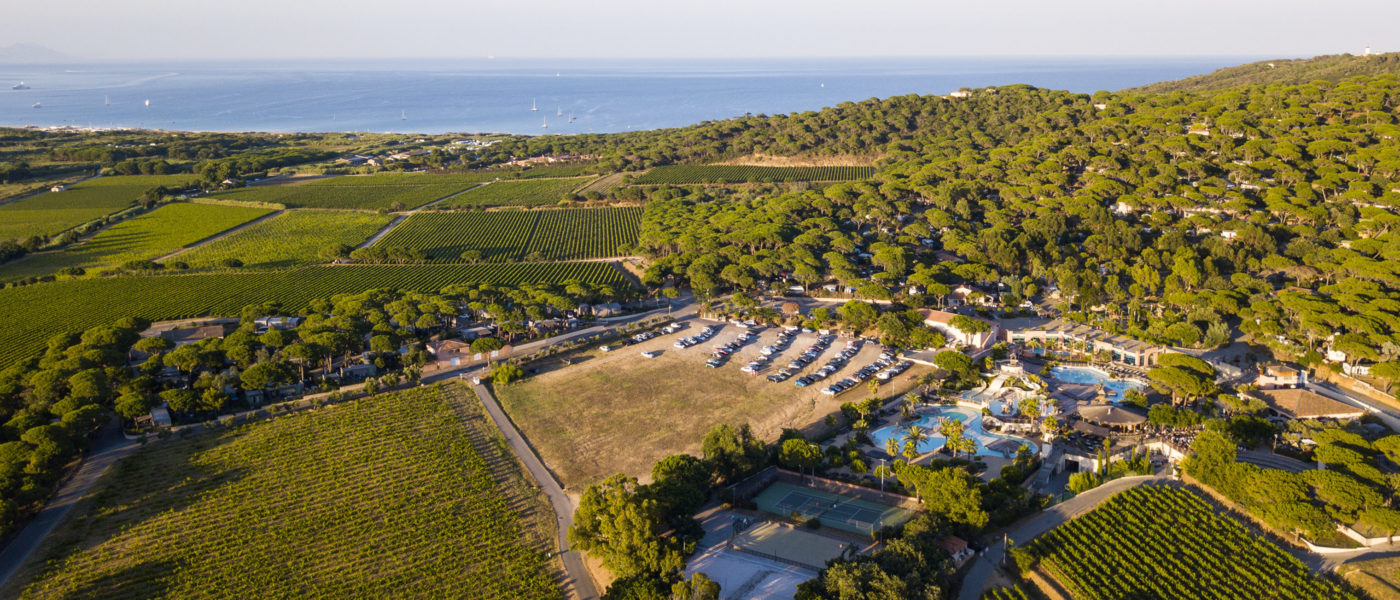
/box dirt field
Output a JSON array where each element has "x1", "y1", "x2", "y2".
[
  {"x1": 1341, "y1": 555, "x2": 1400, "y2": 600},
  {"x1": 494, "y1": 319, "x2": 930, "y2": 489}
]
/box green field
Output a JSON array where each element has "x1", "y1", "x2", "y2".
[
  {"x1": 376, "y1": 210, "x2": 538, "y2": 262},
  {"x1": 632, "y1": 165, "x2": 874, "y2": 185},
  {"x1": 0, "y1": 175, "x2": 198, "y2": 241},
  {"x1": 206, "y1": 183, "x2": 473, "y2": 211},
  {"x1": 178, "y1": 210, "x2": 393, "y2": 269},
  {"x1": 0, "y1": 262, "x2": 628, "y2": 368},
  {"x1": 440, "y1": 178, "x2": 592, "y2": 208},
  {"x1": 302, "y1": 172, "x2": 500, "y2": 187},
  {"x1": 1029, "y1": 485, "x2": 1355, "y2": 600},
  {"x1": 528, "y1": 207, "x2": 641, "y2": 260},
  {"x1": 5, "y1": 383, "x2": 560, "y2": 600},
  {"x1": 378, "y1": 207, "x2": 640, "y2": 262},
  {"x1": 0, "y1": 203, "x2": 272, "y2": 282}
]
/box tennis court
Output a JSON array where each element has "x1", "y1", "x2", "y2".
[{"x1": 753, "y1": 481, "x2": 915, "y2": 535}]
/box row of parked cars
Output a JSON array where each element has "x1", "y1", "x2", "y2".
[
  {"x1": 795, "y1": 339, "x2": 864, "y2": 387},
  {"x1": 822, "y1": 357, "x2": 912, "y2": 395},
  {"x1": 674, "y1": 324, "x2": 722, "y2": 349},
  {"x1": 766, "y1": 334, "x2": 837, "y2": 383},
  {"x1": 742, "y1": 328, "x2": 800, "y2": 374},
  {"x1": 707, "y1": 330, "x2": 759, "y2": 367}
]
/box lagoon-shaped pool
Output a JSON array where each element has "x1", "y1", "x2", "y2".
[
  {"x1": 871, "y1": 407, "x2": 1037, "y2": 458},
  {"x1": 1049, "y1": 365, "x2": 1145, "y2": 398}
]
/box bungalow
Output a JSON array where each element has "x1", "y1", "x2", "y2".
[
  {"x1": 1249, "y1": 388, "x2": 1365, "y2": 421},
  {"x1": 1257, "y1": 364, "x2": 1307, "y2": 389},
  {"x1": 254, "y1": 316, "x2": 303, "y2": 333},
  {"x1": 934, "y1": 536, "x2": 974, "y2": 567},
  {"x1": 919, "y1": 309, "x2": 998, "y2": 350},
  {"x1": 948, "y1": 90, "x2": 973, "y2": 98},
  {"x1": 427, "y1": 339, "x2": 473, "y2": 365},
  {"x1": 948, "y1": 285, "x2": 996, "y2": 307}
]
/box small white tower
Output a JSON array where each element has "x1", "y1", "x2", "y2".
[{"x1": 1365, "y1": 44, "x2": 1373, "y2": 57}]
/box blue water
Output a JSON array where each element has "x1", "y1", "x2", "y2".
[
  {"x1": 871, "y1": 407, "x2": 1036, "y2": 458},
  {"x1": 1050, "y1": 366, "x2": 1145, "y2": 398},
  {"x1": 0, "y1": 57, "x2": 1252, "y2": 134}
]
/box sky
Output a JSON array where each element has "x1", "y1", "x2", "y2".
[{"x1": 3, "y1": 0, "x2": 1398, "y2": 61}]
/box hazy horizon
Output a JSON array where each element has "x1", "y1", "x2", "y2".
[{"x1": 3, "y1": 0, "x2": 1397, "y2": 61}]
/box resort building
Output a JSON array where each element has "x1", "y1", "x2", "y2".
[
  {"x1": 919, "y1": 309, "x2": 998, "y2": 350},
  {"x1": 1248, "y1": 388, "x2": 1366, "y2": 421},
  {"x1": 1001, "y1": 318, "x2": 1169, "y2": 367},
  {"x1": 1256, "y1": 364, "x2": 1307, "y2": 389}
]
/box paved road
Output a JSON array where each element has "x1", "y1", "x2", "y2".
[
  {"x1": 957, "y1": 475, "x2": 1170, "y2": 600},
  {"x1": 469, "y1": 375, "x2": 599, "y2": 600},
  {"x1": 0, "y1": 421, "x2": 137, "y2": 589},
  {"x1": 1306, "y1": 381, "x2": 1400, "y2": 432}
]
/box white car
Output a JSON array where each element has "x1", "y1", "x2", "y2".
[
  {"x1": 600, "y1": 345, "x2": 614, "y2": 352},
  {"x1": 641, "y1": 350, "x2": 661, "y2": 358}
]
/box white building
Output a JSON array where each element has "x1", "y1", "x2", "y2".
[{"x1": 919, "y1": 309, "x2": 997, "y2": 350}]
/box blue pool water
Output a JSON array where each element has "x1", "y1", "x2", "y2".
[
  {"x1": 871, "y1": 407, "x2": 1036, "y2": 458},
  {"x1": 1049, "y1": 366, "x2": 1145, "y2": 398}
]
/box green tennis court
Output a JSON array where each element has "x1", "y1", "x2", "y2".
[{"x1": 753, "y1": 481, "x2": 915, "y2": 535}]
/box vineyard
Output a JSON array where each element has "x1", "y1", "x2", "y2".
[
  {"x1": 0, "y1": 202, "x2": 272, "y2": 283},
  {"x1": 528, "y1": 207, "x2": 642, "y2": 260},
  {"x1": 0, "y1": 174, "x2": 198, "y2": 240},
  {"x1": 1029, "y1": 485, "x2": 1356, "y2": 600},
  {"x1": 632, "y1": 165, "x2": 874, "y2": 185},
  {"x1": 207, "y1": 182, "x2": 473, "y2": 211},
  {"x1": 301, "y1": 172, "x2": 501, "y2": 187},
  {"x1": 6, "y1": 383, "x2": 560, "y2": 600},
  {"x1": 0, "y1": 262, "x2": 628, "y2": 368},
  {"x1": 982, "y1": 584, "x2": 1034, "y2": 600},
  {"x1": 378, "y1": 207, "x2": 641, "y2": 262},
  {"x1": 440, "y1": 177, "x2": 593, "y2": 208},
  {"x1": 376, "y1": 210, "x2": 537, "y2": 262},
  {"x1": 178, "y1": 209, "x2": 394, "y2": 269}
]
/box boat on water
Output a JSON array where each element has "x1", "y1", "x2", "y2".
[
  {"x1": 32, "y1": 102, "x2": 41, "y2": 109},
  {"x1": 531, "y1": 98, "x2": 538, "y2": 112},
  {"x1": 401, "y1": 110, "x2": 406, "y2": 120},
  {"x1": 541, "y1": 116, "x2": 547, "y2": 129},
  {"x1": 568, "y1": 112, "x2": 576, "y2": 123},
  {"x1": 144, "y1": 99, "x2": 150, "y2": 107},
  {"x1": 12, "y1": 81, "x2": 29, "y2": 90},
  {"x1": 557, "y1": 106, "x2": 562, "y2": 117},
  {"x1": 104, "y1": 95, "x2": 109, "y2": 106}
]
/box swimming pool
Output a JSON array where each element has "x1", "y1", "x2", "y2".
[
  {"x1": 1049, "y1": 366, "x2": 1145, "y2": 398},
  {"x1": 871, "y1": 407, "x2": 1037, "y2": 458}
]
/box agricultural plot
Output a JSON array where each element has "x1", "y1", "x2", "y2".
[
  {"x1": 632, "y1": 165, "x2": 874, "y2": 185},
  {"x1": 179, "y1": 209, "x2": 394, "y2": 269},
  {"x1": 440, "y1": 177, "x2": 592, "y2": 208},
  {"x1": 1029, "y1": 485, "x2": 1356, "y2": 600},
  {"x1": 527, "y1": 207, "x2": 641, "y2": 260},
  {"x1": 4, "y1": 384, "x2": 560, "y2": 600},
  {"x1": 376, "y1": 211, "x2": 537, "y2": 262},
  {"x1": 0, "y1": 262, "x2": 628, "y2": 368},
  {"x1": 206, "y1": 182, "x2": 472, "y2": 211},
  {"x1": 302, "y1": 172, "x2": 500, "y2": 187},
  {"x1": 0, "y1": 203, "x2": 272, "y2": 283},
  {"x1": 0, "y1": 174, "x2": 197, "y2": 240}
]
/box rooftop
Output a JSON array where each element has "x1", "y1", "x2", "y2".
[{"x1": 1253, "y1": 388, "x2": 1365, "y2": 420}]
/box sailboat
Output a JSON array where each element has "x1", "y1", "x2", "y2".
[
  {"x1": 401, "y1": 109, "x2": 406, "y2": 120},
  {"x1": 531, "y1": 98, "x2": 538, "y2": 112},
  {"x1": 568, "y1": 112, "x2": 576, "y2": 123},
  {"x1": 556, "y1": 106, "x2": 562, "y2": 117},
  {"x1": 12, "y1": 81, "x2": 29, "y2": 90},
  {"x1": 144, "y1": 99, "x2": 150, "y2": 107},
  {"x1": 541, "y1": 116, "x2": 547, "y2": 129},
  {"x1": 104, "y1": 95, "x2": 109, "y2": 106},
  {"x1": 31, "y1": 102, "x2": 41, "y2": 109}
]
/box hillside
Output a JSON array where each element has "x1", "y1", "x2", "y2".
[{"x1": 1130, "y1": 51, "x2": 1400, "y2": 93}]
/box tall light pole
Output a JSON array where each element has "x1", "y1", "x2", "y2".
[{"x1": 879, "y1": 458, "x2": 887, "y2": 492}]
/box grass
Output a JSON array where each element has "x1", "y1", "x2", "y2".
[
  {"x1": 178, "y1": 209, "x2": 394, "y2": 269},
  {"x1": 205, "y1": 183, "x2": 472, "y2": 211},
  {"x1": 493, "y1": 327, "x2": 927, "y2": 489},
  {"x1": 4, "y1": 383, "x2": 561, "y2": 600},
  {"x1": 0, "y1": 262, "x2": 628, "y2": 369},
  {"x1": 1341, "y1": 556, "x2": 1400, "y2": 600},
  {"x1": 440, "y1": 178, "x2": 592, "y2": 208},
  {"x1": 0, "y1": 203, "x2": 272, "y2": 283},
  {"x1": 0, "y1": 175, "x2": 198, "y2": 241}
]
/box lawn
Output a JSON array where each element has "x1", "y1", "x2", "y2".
[
  {"x1": 3, "y1": 383, "x2": 561, "y2": 600},
  {"x1": 493, "y1": 325, "x2": 926, "y2": 489},
  {"x1": 0, "y1": 175, "x2": 198, "y2": 241},
  {"x1": 439, "y1": 177, "x2": 593, "y2": 208},
  {"x1": 178, "y1": 209, "x2": 393, "y2": 269},
  {"x1": 0, "y1": 202, "x2": 272, "y2": 282}
]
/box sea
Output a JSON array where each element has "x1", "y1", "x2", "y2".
[{"x1": 0, "y1": 57, "x2": 1255, "y2": 135}]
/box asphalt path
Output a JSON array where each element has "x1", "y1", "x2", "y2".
[{"x1": 0, "y1": 421, "x2": 137, "y2": 589}]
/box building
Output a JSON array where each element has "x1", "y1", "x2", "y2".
[
  {"x1": 1002, "y1": 318, "x2": 1168, "y2": 367},
  {"x1": 934, "y1": 536, "x2": 974, "y2": 567},
  {"x1": 159, "y1": 324, "x2": 230, "y2": 346},
  {"x1": 149, "y1": 406, "x2": 172, "y2": 427},
  {"x1": 254, "y1": 316, "x2": 303, "y2": 333},
  {"x1": 919, "y1": 309, "x2": 997, "y2": 350},
  {"x1": 1257, "y1": 364, "x2": 1307, "y2": 389},
  {"x1": 1250, "y1": 388, "x2": 1366, "y2": 421},
  {"x1": 50, "y1": 185, "x2": 65, "y2": 192},
  {"x1": 948, "y1": 90, "x2": 973, "y2": 98}
]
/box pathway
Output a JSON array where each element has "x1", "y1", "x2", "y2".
[
  {"x1": 355, "y1": 183, "x2": 485, "y2": 249},
  {"x1": 469, "y1": 375, "x2": 598, "y2": 600},
  {"x1": 957, "y1": 475, "x2": 1170, "y2": 600},
  {"x1": 0, "y1": 420, "x2": 137, "y2": 589}
]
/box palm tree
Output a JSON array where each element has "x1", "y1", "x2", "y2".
[
  {"x1": 902, "y1": 424, "x2": 928, "y2": 455},
  {"x1": 885, "y1": 437, "x2": 900, "y2": 458}
]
